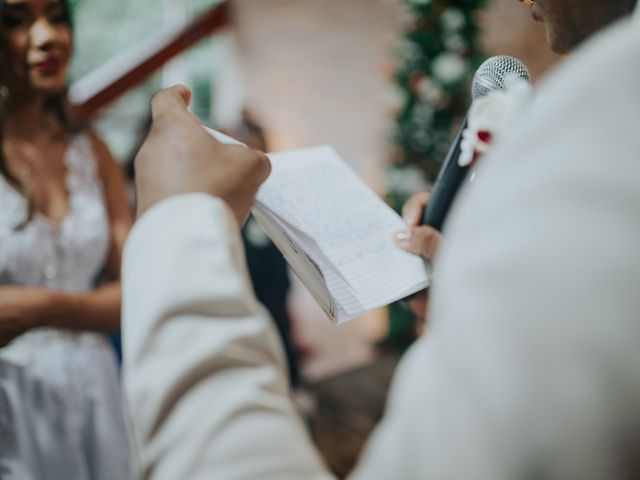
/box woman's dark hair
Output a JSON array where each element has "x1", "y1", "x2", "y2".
[{"x1": 0, "y1": 0, "x2": 81, "y2": 228}]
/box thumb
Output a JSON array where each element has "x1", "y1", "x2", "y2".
[{"x1": 150, "y1": 85, "x2": 193, "y2": 121}]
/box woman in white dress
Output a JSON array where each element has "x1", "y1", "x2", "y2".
[{"x1": 0, "y1": 0, "x2": 132, "y2": 477}]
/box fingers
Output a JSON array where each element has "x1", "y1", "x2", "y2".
[
  {"x1": 135, "y1": 85, "x2": 272, "y2": 222},
  {"x1": 256, "y1": 151, "x2": 272, "y2": 184},
  {"x1": 239, "y1": 146, "x2": 272, "y2": 187},
  {"x1": 150, "y1": 85, "x2": 193, "y2": 122},
  {"x1": 219, "y1": 148, "x2": 272, "y2": 225},
  {"x1": 402, "y1": 191, "x2": 431, "y2": 226},
  {"x1": 393, "y1": 225, "x2": 441, "y2": 261}
]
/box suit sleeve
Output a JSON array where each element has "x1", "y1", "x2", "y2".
[{"x1": 122, "y1": 193, "x2": 333, "y2": 480}]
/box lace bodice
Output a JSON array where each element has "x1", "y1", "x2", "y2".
[
  {"x1": 0, "y1": 133, "x2": 130, "y2": 479},
  {"x1": 0, "y1": 133, "x2": 111, "y2": 367},
  {"x1": 0, "y1": 133, "x2": 110, "y2": 291}
]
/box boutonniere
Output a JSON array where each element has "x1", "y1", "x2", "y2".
[{"x1": 459, "y1": 78, "x2": 534, "y2": 168}]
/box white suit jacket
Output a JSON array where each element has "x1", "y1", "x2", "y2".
[{"x1": 123, "y1": 11, "x2": 640, "y2": 480}]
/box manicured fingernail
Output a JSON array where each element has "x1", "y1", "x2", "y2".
[{"x1": 393, "y1": 230, "x2": 412, "y2": 243}]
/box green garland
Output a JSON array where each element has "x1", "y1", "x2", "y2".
[{"x1": 386, "y1": 0, "x2": 487, "y2": 348}]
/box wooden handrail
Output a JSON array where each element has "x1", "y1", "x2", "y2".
[{"x1": 71, "y1": 1, "x2": 231, "y2": 118}]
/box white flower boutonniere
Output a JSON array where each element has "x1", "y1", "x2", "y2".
[{"x1": 459, "y1": 78, "x2": 534, "y2": 167}]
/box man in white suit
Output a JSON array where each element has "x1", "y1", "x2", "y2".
[{"x1": 123, "y1": 5, "x2": 640, "y2": 480}]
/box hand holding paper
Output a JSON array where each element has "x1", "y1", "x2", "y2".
[{"x1": 134, "y1": 86, "x2": 270, "y2": 224}]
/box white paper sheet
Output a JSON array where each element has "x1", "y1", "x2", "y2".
[{"x1": 256, "y1": 146, "x2": 429, "y2": 322}]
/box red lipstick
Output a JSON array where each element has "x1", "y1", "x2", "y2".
[{"x1": 31, "y1": 58, "x2": 62, "y2": 74}]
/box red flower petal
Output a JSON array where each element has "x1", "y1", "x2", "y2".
[{"x1": 477, "y1": 130, "x2": 493, "y2": 143}]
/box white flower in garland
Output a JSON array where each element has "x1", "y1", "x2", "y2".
[
  {"x1": 398, "y1": 39, "x2": 422, "y2": 67},
  {"x1": 444, "y1": 34, "x2": 467, "y2": 53},
  {"x1": 416, "y1": 76, "x2": 445, "y2": 105},
  {"x1": 411, "y1": 101, "x2": 436, "y2": 126},
  {"x1": 459, "y1": 78, "x2": 534, "y2": 167},
  {"x1": 440, "y1": 8, "x2": 466, "y2": 32},
  {"x1": 432, "y1": 52, "x2": 468, "y2": 85}
]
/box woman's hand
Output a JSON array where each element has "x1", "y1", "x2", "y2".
[
  {"x1": 393, "y1": 192, "x2": 443, "y2": 323},
  {"x1": 0, "y1": 287, "x2": 51, "y2": 347},
  {"x1": 393, "y1": 192, "x2": 442, "y2": 260}
]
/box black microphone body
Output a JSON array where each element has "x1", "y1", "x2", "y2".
[{"x1": 421, "y1": 116, "x2": 469, "y2": 231}]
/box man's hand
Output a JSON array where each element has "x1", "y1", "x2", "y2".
[
  {"x1": 134, "y1": 85, "x2": 271, "y2": 224},
  {"x1": 394, "y1": 191, "x2": 443, "y2": 324}
]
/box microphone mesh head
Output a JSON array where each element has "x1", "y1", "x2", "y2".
[{"x1": 472, "y1": 56, "x2": 531, "y2": 100}]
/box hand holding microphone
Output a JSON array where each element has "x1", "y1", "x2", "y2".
[
  {"x1": 393, "y1": 191, "x2": 442, "y2": 321},
  {"x1": 394, "y1": 192, "x2": 442, "y2": 262}
]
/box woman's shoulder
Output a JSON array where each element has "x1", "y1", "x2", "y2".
[
  {"x1": 67, "y1": 128, "x2": 121, "y2": 183},
  {"x1": 81, "y1": 128, "x2": 121, "y2": 181}
]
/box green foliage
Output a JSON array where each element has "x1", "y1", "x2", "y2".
[
  {"x1": 385, "y1": 301, "x2": 421, "y2": 352},
  {"x1": 385, "y1": 0, "x2": 487, "y2": 348},
  {"x1": 393, "y1": 0, "x2": 487, "y2": 183}
]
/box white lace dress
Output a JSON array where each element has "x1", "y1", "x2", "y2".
[{"x1": 0, "y1": 134, "x2": 130, "y2": 479}]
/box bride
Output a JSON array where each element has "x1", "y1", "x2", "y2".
[{"x1": 0, "y1": 0, "x2": 131, "y2": 477}]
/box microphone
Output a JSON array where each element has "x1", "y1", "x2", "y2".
[{"x1": 421, "y1": 56, "x2": 531, "y2": 230}]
